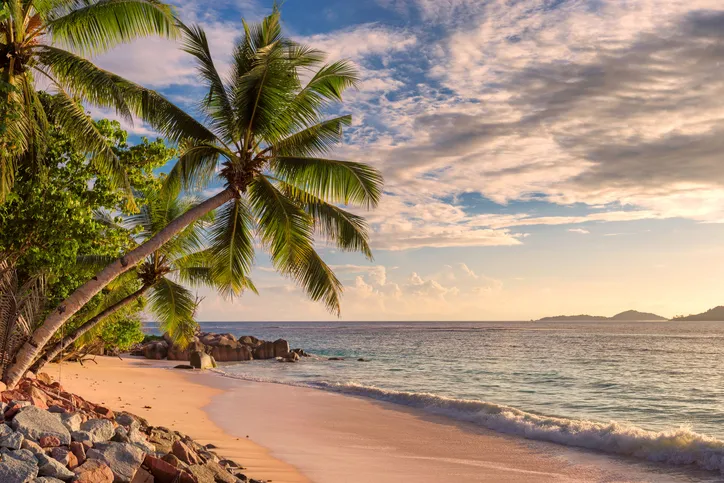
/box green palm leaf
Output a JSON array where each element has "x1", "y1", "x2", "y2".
[
  {"x1": 249, "y1": 175, "x2": 341, "y2": 313},
  {"x1": 47, "y1": 0, "x2": 177, "y2": 56},
  {"x1": 148, "y1": 278, "x2": 197, "y2": 348},
  {"x1": 208, "y1": 197, "x2": 256, "y2": 299},
  {"x1": 272, "y1": 156, "x2": 383, "y2": 208},
  {"x1": 268, "y1": 115, "x2": 351, "y2": 158}
]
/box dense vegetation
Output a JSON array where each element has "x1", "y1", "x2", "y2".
[{"x1": 0, "y1": 4, "x2": 383, "y2": 388}]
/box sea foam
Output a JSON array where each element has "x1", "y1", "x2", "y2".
[{"x1": 213, "y1": 369, "x2": 724, "y2": 473}]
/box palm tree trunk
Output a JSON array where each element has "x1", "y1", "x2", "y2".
[
  {"x1": 3, "y1": 187, "x2": 236, "y2": 387},
  {"x1": 31, "y1": 284, "x2": 153, "y2": 373}
]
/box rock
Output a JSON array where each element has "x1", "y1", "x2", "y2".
[
  {"x1": 111, "y1": 427, "x2": 131, "y2": 444},
  {"x1": 47, "y1": 406, "x2": 67, "y2": 414},
  {"x1": 36, "y1": 374, "x2": 53, "y2": 386},
  {"x1": 204, "y1": 460, "x2": 237, "y2": 483},
  {"x1": 25, "y1": 372, "x2": 36, "y2": 380},
  {"x1": 3, "y1": 448, "x2": 36, "y2": 462},
  {"x1": 328, "y1": 357, "x2": 344, "y2": 361},
  {"x1": 173, "y1": 365, "x2": 194, "y2": 370},
  {"x1": 33, "y1": 478, "x2": 65, "y2": 483},
  {"x1": 73, "y1": 460, "x2": 114, "y2": 483},
  {"x1": 0, "y1": 381, "x2": 6, "y2": 392},
  {"x1": 167, "y1": 339, "x2": 205, "y2": 362},
  {"x1": 69, "y1": 442, "x2": 87, "y2": 465},
  {"x1": 210, "y1": 341, "x2": 252, "y2": 362},
  {"x1": 60, "y1": 413, "x2": 82, "y2": 432},
  {"x1": 80, "y1": 419, "x2": 114, "y2": 443},
  {"x1": 20, "y1": 439, "x2": 42, "y2": 454},
  {"x1": 0, "y1": 430, "x2": 24, "y2": 449},
  {"x1": 51, "y1": 447, "x2": 78, "y2": 470},
  {"x1": 39, "y1": 436, "x2": 60, "y2": 448},
  {"x1": 272, "y1": 339, "x2": 290, "y2": 358},
  {"x1": 189, "y1": 351, "x2": 216, "y2": 370},
  {"x1": 160, "y1": 453, "x2": 184, "y2": 468},
  {"x1": 94, "y1": 407, "x2": 114, "y2": 420},
  {"x1": 36, "y1": 453, "x2": 75, "y2": 481},
  {"x1": 187, "y1": 464, "x2": 215, "y2": 483},
  {"x1": 252, "y1": 341, "x2": 274, "y2": 360},
  {"x1": 143, "y1": 454, "x2": 195, "y2": 483},
  {"x1": 86, "y1": 442, "x2": 144, "y2": 483},
  {"x1": 142, "y1": 341, "x2": 168, "y2": 360},
  {"x1": 171, "y1": 440, "x2": 199, "y2": 465},
  {"x1": 70, "y1": 431, "x2": 93, "y2": 444},
  {"x1": 0, "y1": 454, "x2": 38, "y2": 482},
  {"x1": 114, "y1": 413, "x2": 142, "y2": 431},
  {"x1": 147, "y1": 428, "x2": 176, "y2": 454},
  {"x1": 28, "y1": 387, "x2": 48, "y2": 409},
  {"x1": 238, "y1": 336, "x2": 262, "y2": 347},
  {"x1": 279, "y1": 352, "x2": 299, "y2": 363},
  {"x1": 129, "y1": 467, "x2": 153, "y2": 483},
  {"x1": 11, "y1": 406, "x2": 70, "y2": 445},
  {"x1": 357, "y1": 358, "x2": 369, "y2": 362}
]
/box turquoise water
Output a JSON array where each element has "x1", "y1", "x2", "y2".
[{"x1": 145, "y1": 320, "x2": 724, "y2": 473}]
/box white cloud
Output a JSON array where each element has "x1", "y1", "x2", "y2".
[{"x1": 568, "y1": 228, "x2": 590, "y2": 235}]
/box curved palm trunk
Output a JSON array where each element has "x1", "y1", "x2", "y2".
[
  {"x1": 31, "y1": 284, "x2": 153, "y2": 373},
  {"x1": 3, "y1": 187, "x2": 236, "y2": 387}
]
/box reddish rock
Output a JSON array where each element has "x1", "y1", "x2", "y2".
[
  {"x1": 161, "y1": 453, "x2": 183, "y2": 467},
  {"x1": 29, "y1": 385, "x2": 49, "y2": 409},
  {"x1": 130, "y1": 467, "x2": 154, "y2": 483},
  {"x1": 74, "y1": 459, "x2": 114, "y2": 483},
  {"x1": 95, "y1": 406, "x2": 115, "y2": 419},
  {"x1": 144, "y1": 454, "x2": 197, "y2": 483},
  {"x1": 273, "y1": 338, "x2": 290, "y2": 358},
  {"x1": 70, "y1": 441, "x2": 87, "y2": 464},
  {"x1": 172, "y1": 439, "x2": 200, "y2": 465},
  {"x1": 40, "y1": 435, "x2": 61, "y2": 447},
  {"x1": 1, "y1": 389, "x2": 27, "y2": 403},
  {"x1": 52, "y1": 446, "x2": 79, "y2": 469}
]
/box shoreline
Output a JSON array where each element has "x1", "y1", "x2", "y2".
[{"x1": 48, "y1": 356, "x2": 712, "y2": 483}]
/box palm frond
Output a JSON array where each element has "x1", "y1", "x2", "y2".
[
  {"x1": 268, "y1": 115, "x2": 351, "y2": 158},
  {"x1": 248, "y1": 175, "x2": 341, "y2": 314},
  {"x1": 165, "y1": 139, "x2": 230, "y2": 194},
  {"x1": 148, "y1": 277, "x2": 197, "y2": 349},
  {"x1": 47, "y1": 0, "x2": 178, "y2": 56},
  {"x1": 276, "y1": 178, "x2": 373, "y2": 259},
  {"x1": 272, "y1": 156, "x2": 383, "y2": 208},
  {"x1": 208, "y1": 197, "x2": 256, "y2": 299}
]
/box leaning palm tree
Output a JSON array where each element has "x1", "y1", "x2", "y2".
[
  {"x1": 4, "y1": 9, "x2": 383, "y2": 388},
  {"x1": 32, "y1": 192, "x2": 254, "y2": 370},
  {"x1": 0, "y1": 0, "x2": 178, "y2": 201}
]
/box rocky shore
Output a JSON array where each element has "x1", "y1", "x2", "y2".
[
  {"x1": 0, "y1": 373, "x2": 259, "y2": 483},
  {"x1": 134, "y1": 333, "x2": 309, "y2": 364}
]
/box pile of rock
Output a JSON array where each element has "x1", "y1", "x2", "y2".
[
  {"x1": 0, "y1": 374, "x2": 260, "y2": 482},
  {"x1": 134, "y1": 333, "x2": 309, "y2": 364}
]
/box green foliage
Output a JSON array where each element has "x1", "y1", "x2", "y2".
[
  {"x1": 154, "y1": 11, "x2": 383, "y2": 315},
  {"x1": 0, "y1": 0, "x2": 178, "y2": 200},
  {"x1": 96, "y1": 313, "x2": 145, "y2": 352}
]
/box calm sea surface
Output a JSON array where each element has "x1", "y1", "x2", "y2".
[{"x1": 144, "y1": 320, "x2": 724, "y2": 474}]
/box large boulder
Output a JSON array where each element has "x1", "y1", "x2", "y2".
[
  {"x1": 189, "y1": 351, "x2": 216, "y2": 370},
  {"x1": 86, "y1": 442, "x2": 144, "y2": 483},
  {"x1": 0, "y1": 453, "x2": 38, "y2": 482},
  {"x1": 238, "y1": 335, "x2": 262, "y2": 347},
  {"x1": 252, "y1": 341, "x2": 275, "y2": 360},
  {"x1": 11, "y1": 406, "x2": 71, "y2": 445},
  {"x1": 73, "y1": 460, "x2": 114, "y2": 483},
  {"x1": 167, "y1": 340, "x2": 205, "y2": 361},
  {"x1": 36, "y1": 452, "x2": 75, "y2": 480},
  {"x1": 80, "y1": 419, "x2": 115, "y2": 443},
  {"x1": 209, "y1": 341, "x2": 252, "y2": 362},
  {"x1": 273, "y1": 339, "x2": 290, "y2": 358},
  {"x1": 142, "y1": 341, "x2": 168, "y2": 360}
]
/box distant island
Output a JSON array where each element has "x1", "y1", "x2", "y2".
[
  {"x1": 672, "y1": 306, "x2": 724, "y2": 321},
  {"x1": 537, "y1": 310, "x2": 667, "y2": 322}
]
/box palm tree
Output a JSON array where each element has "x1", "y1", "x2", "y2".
[
  {"x1": 0, "y1": 0, "x2": 179, "y2": 201},
  {"x1": 3, "y1": 9, "x2": 383, "y2": 388},
  {"x1": 32, "y1": 191, "x2": 255, "y2": 370}
]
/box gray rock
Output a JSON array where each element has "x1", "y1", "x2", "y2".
[
  {"x1": 35, "y1": 454, "x2": 74, "y2": 481},
  {"x1": 21, "y1": 439, "x2": 43, "y2": 454},
  {"x1": 80, "y1": 419, "x2": 114, "y2": 443},
  {"x1": 3, "y1": 448, "x2": 37, "y2": 462},
  {"x1": 0, "y1": 424, "x2": 13, "y2": 437},
  {"x1": 70, "y1": 431, "x2": 93, "y2": 443},
  {"x1": 86, "y1": 442, "x2": 144, "y2": 482},
  {"x1": 59, "y1": 413, "x2": 81, "y2": 433},
  {"x1": 0, "y1": 454, "x2": 38, "y2": 482},
  {"x1": 114, "y1": 414, "x2": 139, "y2": 431},
  {"x1": 32, "y1": 478, "x2": 65, "y2": 483},
  {"x1": 11, "y1": 407, "x2": 70, "y2": 445},
  {"x1": 0, "y1": 430, "x2": 24, "y2": 449},
  {"x1": 189, "y1": 351, "x2": 216, "y2": 370}
]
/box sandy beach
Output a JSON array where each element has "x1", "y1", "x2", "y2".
[{"x1": 46, "y1": 356, "x2": 707, "y2": 483}]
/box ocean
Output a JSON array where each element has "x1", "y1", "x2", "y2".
[{"x1": 144, "y1": 320, "x2": 724, "y2": 475}]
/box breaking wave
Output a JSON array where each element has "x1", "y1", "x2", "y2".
[{"x1": 213, "y1": 369, "x2": 724, "y2": 474}]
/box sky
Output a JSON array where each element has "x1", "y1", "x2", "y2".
[{"x1": 91, "y1": 0, "x2": 724, "y2": 321}]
